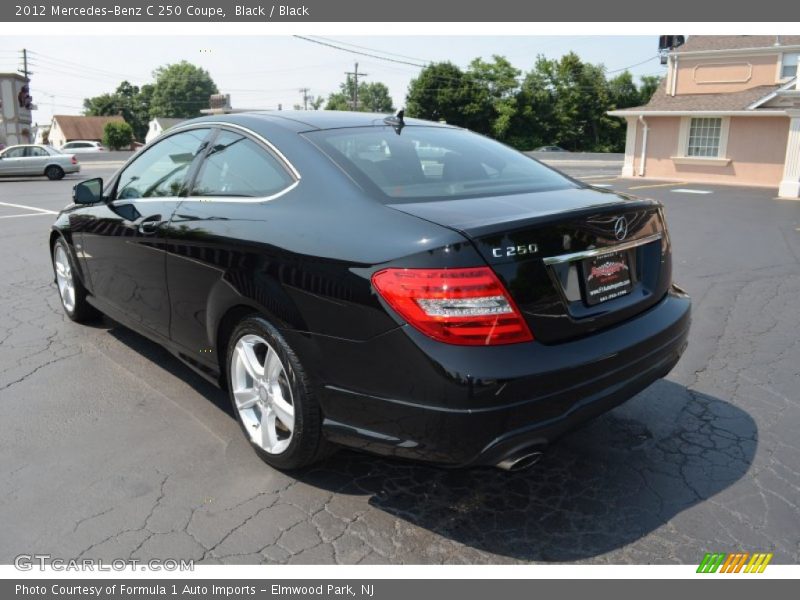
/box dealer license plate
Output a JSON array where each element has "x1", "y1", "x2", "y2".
[{"x1": 582, "y1": 251, "x2": 633, "y2": 306}]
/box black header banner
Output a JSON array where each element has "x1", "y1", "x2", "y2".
[{"x1": 2, "y1": 0, "x2": 797, "y2": 22}]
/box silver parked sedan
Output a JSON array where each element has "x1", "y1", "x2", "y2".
[{"x1": 0, "y1": 144, "x2": 80, "y2": 180}]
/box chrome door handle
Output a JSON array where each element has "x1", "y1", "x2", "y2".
[{"x1": 137, "y1": 215, "x2": 163, "y2": 235}]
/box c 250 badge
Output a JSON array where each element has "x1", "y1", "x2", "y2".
[{"x1": 492, "y1": 243, "x2": 539, "y2": 258}]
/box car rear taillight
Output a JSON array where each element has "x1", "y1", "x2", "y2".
[
  {"x1": 371, "y1": 267, "x2": 533, "y2": 346},
  {"x1": 70, "y1": 156, "x2": 78, "y2": 165}
]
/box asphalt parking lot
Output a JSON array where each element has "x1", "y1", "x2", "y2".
[{"x1": 1, "y1": 159, "x2": 798, "y2": 565}]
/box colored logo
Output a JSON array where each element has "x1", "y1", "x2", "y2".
[
  {"x1": 587, "y1": 260, "x2": 628, "y2": 282},
  {"x1": 697, "y1": 552, "x2": 773, "y2": 573}
]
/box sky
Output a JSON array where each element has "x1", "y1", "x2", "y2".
[{"x1": 0, "y1": 36, "x2": 665, "y2": 127}]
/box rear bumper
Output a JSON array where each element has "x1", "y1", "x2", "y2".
[{"x1": 293, "y1": 286, "x2": 691, "y2": 467}]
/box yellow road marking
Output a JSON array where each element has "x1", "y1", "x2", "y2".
[{"x1": 627, "y1": 182, "x2": 687, "y2": 190}]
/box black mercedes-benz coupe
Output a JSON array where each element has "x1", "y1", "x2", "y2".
[{"x1": 50, "y1": 111, "x2": 690, "y2": 471}]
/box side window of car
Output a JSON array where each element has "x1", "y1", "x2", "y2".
[
  {"x1": 191, "y1": 130, "x2": 294, "y2": 197},
  {"x1": 26, "y1": 147, "x2": 47, "y2": 157},
  {"x1": 114, "y1": 128, "x2": 210, "y2": 200},
  {"x1": 3, "y1": 147, "x2": 25, "y2": 158}
]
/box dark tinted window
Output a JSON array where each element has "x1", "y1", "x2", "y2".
[
  {"x1": 26, "y1": 147, "x2": 48, "y2": 157},
  {"x1": 306, "y1": 126, "x2": 573, "y2": 202},
  {"x1": 115, "y1": 128, "x2": 210, "y2": 200},
  {"x1": 191, "y1": 130, "x2": 294, "y2": 197}
]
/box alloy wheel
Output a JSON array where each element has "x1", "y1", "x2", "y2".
[
  {"x1": 54, "y1": 244, "x2": 76, "y2": 312},
  {"x1": 231, "y1": 334, "x2": 295, "y2": 454}
]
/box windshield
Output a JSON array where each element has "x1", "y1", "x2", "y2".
[{"x1": 305, "y1": 126, "x2": 575, "y2": 202}]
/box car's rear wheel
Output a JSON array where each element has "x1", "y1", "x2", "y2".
[
  {"x1": 52, "y1": 238, "x2": 98, "y2": 322},
  {"x1": 226, "y1": 315, "x2": 331, "y2": 470},
  {"x1": 45, "y1": 165, "x2": 65, "y2": 180}
]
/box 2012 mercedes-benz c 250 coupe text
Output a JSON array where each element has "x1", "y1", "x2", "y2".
[{"x1": 50, "y1": 111, "x2": 690, "y2": 471}]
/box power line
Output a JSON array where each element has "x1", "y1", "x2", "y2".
[
  {"x1": 309, "y1": 36, "x2": 433, "y2": 65},
  {"x1": 606, "y1": 55, "x2": 660, "y2": 74},
  {"x1": 294, "y1": 35, "x2": 427, "y2": 68}
]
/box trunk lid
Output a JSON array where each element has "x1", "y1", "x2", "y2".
[{"x1": 388, "y1": 187, "x2": 671, "y2": 343}]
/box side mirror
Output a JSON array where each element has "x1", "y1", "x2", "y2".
[{"x1": 73, "y1": 178, "x2": 104, "y2": 204}]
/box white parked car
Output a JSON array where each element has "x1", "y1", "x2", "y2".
[
  {"x1": 0, "y1": 145, "x2": 80, "y2": 180},
  {"x1": 60, "y1": 140, "x2": 105, "y2": 153}
]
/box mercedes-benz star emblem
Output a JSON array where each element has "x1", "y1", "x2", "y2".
[{"x1": 614, "y1": 216, "x2": 628, "y2": 241}]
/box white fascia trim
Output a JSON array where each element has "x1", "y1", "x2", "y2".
[
  {"x1": 608, "y1": 110, "x2": 788, "y2": 117},
  {"x1": 672, "y1": 45, "x2": 800, "y2": 59},
  {"x1": 747, "y1": 78, "x2": 799, "y2": 109}
]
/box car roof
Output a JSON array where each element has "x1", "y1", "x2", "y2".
[
  {"x1": 64, "y1": 140, "x2": 100, "y2": 143},
  {"x1": 179, "y1": 110, "x2": 457, "y2": 133}
]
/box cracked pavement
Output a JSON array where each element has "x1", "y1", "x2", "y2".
[{"x1": 0, "y1": 169, "x2": 798, "y2": 564}]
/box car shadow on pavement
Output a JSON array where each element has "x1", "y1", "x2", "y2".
[
  {"x1": 106, "y1": 322, "x2": 756, "y2": 562},
  {"x1": 105, "y1": 321, "x2": 232, "y2": 415},
  {"x1": 296, "y1": 380, "x2": 757, "y2": 562}
]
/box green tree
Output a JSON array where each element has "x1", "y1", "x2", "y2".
[
  {"x1": 406, "y1": 62, "x2": 490, "y2": 132},
  {"x1": 358, "y1": 82, "x2": 394, "y2": 112},
  {"x1": 103, "y1": 121, "x2": 134, "y2": 150},
  {"x1": 514, "y1": 52, "x2": 622, "y2": 152},
  {"x1": 148, "y1": 61, "x2": 218, "y2": 119},
  {"x1": 83, "y1": 80, "x2": 152, "y2": 141},
  {"x1": 325, "y1": 78, "x2": 394, "y2": 112},
  {"x1": 608, "y1": 71, "x2": 641, "y2": 109},
  {"x1": 638, "y1": 75, "x2": 662, "y2": 105},
  {"x1": 310, "y1": 95, "x2": 325, "y2": 110},
  {"x1": 507, "y1": 57, "x2": 557, "y2": 150},
  {"x1": 467, "y1": 56, "x2": 521, "y2": 140}
]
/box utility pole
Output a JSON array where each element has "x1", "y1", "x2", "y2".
[
  {"x1": 345, "y1": 62, "x2": 367, "y2": 110},
  {"x1": 18, "y1": 48, "x2": 32, "y2": 81},
  {"x1": 299, "y1": 87, "x2": 310, "y2": 110}
]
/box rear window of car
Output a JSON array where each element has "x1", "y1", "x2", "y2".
[{"x1": 305, "y1": 126, "x2": 574, "y2": 202}]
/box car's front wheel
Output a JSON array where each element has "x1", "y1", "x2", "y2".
[
  {"x1": 52, "y1": 238, "x2": 98, "y2": 322},
  {"x1": 45, "y1": 165, "x2": 65, "y2": 180},
  {"x1": 226, "y1": 316, "x2": 331, "y2": 470}
]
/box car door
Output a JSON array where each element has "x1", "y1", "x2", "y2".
[
  {"x1": 165, "y1": 127, "x2": 298, "y2": 360},
  {"x1": 0, "y1": 146, "x2": 27, "y2": 175},
  {"x1": 79, "y1": 127, "x2": 212, "y2": 337},
  {"x1": 25, "y1": 146, "x2": 50, "y2": 175}
]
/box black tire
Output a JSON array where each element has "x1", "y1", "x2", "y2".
[
  {"x1": 52, "y1": 237, "x2": 99, "y2": 322},
  {"x1": 45, "y1": 165, "x2": 65, "y2": 180},
  {"x1": 226, "y1": 315, "x2": 333, "y2": 470}
]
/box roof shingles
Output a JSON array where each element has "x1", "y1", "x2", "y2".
[
  {"x1": 53, "y1": 115, "x2": 125, "y2": 141},
  {"x1": 621, "y1": 83, "x2": 783, "y2": 113}
]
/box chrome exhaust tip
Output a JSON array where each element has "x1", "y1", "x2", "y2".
[{"x1": 496, "y1": 450, "x2": 544, "y2": 471}]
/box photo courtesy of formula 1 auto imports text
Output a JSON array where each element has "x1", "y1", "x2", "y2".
[{"x1": 0, "y1": 0, "x2": 797, "y2": 597}]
